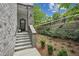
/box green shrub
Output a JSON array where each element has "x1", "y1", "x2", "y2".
[
  {"x1": 40, "y1": 29, "x2": 52, "y2": 36},
  {"x1": 47, "y1": 44, "x2": 53, "y2": 55},
  {"x1": 40, "y1": 23, "x2": 79, "y2": 42},
  {"x1": 72, "y1": 30, "x2": 79, "y2": 42},
  {"x1": 40, "y1": 40, "x2": 45, "y2": 48},
  {"x1": 46, "y1": 27, "x2": 50, "y2": 31},
  {"x1": 57, "y1": 49, "x2": 68, "y2": 56}
]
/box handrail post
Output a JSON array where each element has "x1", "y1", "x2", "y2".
[{"x1": 28, "y1": 25, "x2": 37, "y2": 47}]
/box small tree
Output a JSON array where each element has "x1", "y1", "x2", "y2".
[
  {"x1": 47, "y1": 44, "x2": 53, "y2": 55},
  {"x1": 57, "y1": 49, "x2": 68, "y2": 56},
  {"x1": 40, "y1": 40, "x2": 45, "y2": 48}
]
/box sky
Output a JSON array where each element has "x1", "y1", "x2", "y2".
[{"x1": 34, "y1": 3, "x2": 76, "y2": 16}]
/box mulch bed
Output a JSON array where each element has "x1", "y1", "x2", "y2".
[{"x1": 35, "y1": 34, "x2": 79, "y2": 56}]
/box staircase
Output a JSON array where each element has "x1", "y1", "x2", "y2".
[{"x1": 15, "y1": 32, "x2": 33, "y2": 52}]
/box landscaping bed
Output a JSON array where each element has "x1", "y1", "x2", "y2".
[{"x1": 36, "y1": 34, "x2": 79, "y2": 56}]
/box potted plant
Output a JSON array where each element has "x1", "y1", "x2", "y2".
[
  {"x1": 40, "y1": 40, "x2": 45, "y2": 48},
  {"x1": 47, "y1": 44, "x2": 53, "y2": 55},
  {"x1": 18, "y1": 28, "x2": 21, "y2": 32},
  {"x1": 57, "y1": 49, "x2": 68, "y2": 56}
]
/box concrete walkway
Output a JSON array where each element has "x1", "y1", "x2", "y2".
[{"x1": 14, "y1": 48, "x2": 40, "y2": 56}]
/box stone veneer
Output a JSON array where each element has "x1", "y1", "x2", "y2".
[{"x1": 0, "y1": 3, "x2": 17, "y2": 56}]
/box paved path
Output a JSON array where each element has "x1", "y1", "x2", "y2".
[{"x1": 14, "y1": 48, "x2": 40, "y2": 56}]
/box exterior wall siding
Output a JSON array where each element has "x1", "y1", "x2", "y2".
[{"x1": 0, "y1": 3, "x2": 17, "y2": 56}]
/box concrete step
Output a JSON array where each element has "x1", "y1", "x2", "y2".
[
  {"x1": 16, "y1": 35, "x2": 29, "y2": 38},
  {"x1": 16, "y1": 34, "x2": 29, "y2": 36},
  {"x1": 16, "y1": 36, "x2": 30, "y2": 40},
  {"x1": 16, "y1": 32, "x2": 28, "y2": 35},
  {"x1": 15, "y1": 32, "x2": 33, "y2": 52},
  {"x1": 15, "y1": 45, "x2": 32, "y2": 52},
  {"x1": 16, "y1": 39, "x2": 31, "y2": 43},
  {"x1": 15, "y1": 41, "x2": 32, "y2": 47}
]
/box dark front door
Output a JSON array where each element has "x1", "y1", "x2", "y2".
[{"x1": 20, "y1": 18, "x2": 26, "y2": 32}]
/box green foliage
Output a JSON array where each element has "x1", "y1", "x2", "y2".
[
  {"x1": 47, "y1": 44, "x2": 53, "y2": 55},
  {"x1": 63, "y1": 5, "x2": 79, "y2": 17},
  {"x1": 66, "y1": 17, "x2": 75, "y2": 22},
  {"x1": 40, "y1": 22, "x2": 79, "y2": 42},
  {"x1": 59, "y1": 3, "x2": 71, "y2": 9},
  {"x1": 72, "y1": 30, "x2": 79, "y2": 41},
  {"x1": 57, "y1": 49, "x2": 68, "y2": 56},
  {"x1": 33, "y1": 5, "x2": 46, "y2": 26},
  {"x1": 40, "y1": 27, "x2": 51, "y2": 35},
  {"x1": 52, "y1": 12, "x2": 61, "y2": 20},
  {"x1": 59, "y1": 3, "x2": 79, "y2": 17},
  {"x1": 35, "y1": 3, "x2": 79, "y2": 42},
  {"x1": 54, "y1": 28, "x2": 79, "y2": 41},
  {"x1": 46, "y1": 27, "x2": 50, "y2": 31},
  {"x1": 40, "y1": 40, "x2": 45, "y2": 48}
]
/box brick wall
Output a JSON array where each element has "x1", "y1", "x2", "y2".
[{"x1": 0, "y1": 3, "x2": 17, "y2": 56}]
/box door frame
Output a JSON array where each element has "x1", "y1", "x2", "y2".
[
  {"x1": 17, "y1": 4, "x2": 30, "y2": 32},
  {"x1": 20, "y1": 18, "x2": 26, "y2": 32}
]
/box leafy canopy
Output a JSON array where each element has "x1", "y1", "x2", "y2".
[
  {"x1": 59, "y1": 3, "x2": 79, "y2": 16},
  {"x1": 33, "y1": 5, "x2": 46, "y2": 25}
]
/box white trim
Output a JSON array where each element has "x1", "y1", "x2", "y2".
[{"x1": 29, "y1": 25, "x2": 37, "y2": 34}]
